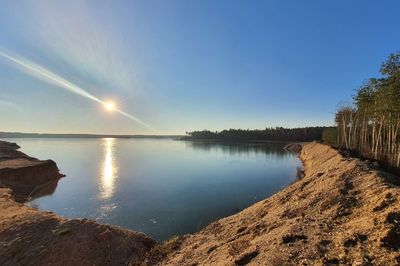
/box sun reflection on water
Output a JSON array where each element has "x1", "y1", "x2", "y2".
[{"x1": 100, "y1": 138, "x2": 118, "y2": 200}]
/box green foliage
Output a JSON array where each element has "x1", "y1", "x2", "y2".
[
  {"x1": 353, "y1": 78, "x2": 378, "y2": 116},
  {"x1": 184, "y1": 127, "x2": 333, "y2": 142},
  {"x1": 380, "y1": 51, "x2": 400, "y2": 77},
  {"x1": 322, "y1": 128, "x2": 337, "y2": 145},
  {"x1": 336, "y1": 50, "x2": 400, "y2": 169}
]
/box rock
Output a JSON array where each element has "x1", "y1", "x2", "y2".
[{"x1": 0, "y1": 141, "x2": 64, "y2": 202}]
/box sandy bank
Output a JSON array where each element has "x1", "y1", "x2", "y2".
[
  {"x1": 0, "y1": 141, "x2": 157, "y2": 265},
  {"x1": 159, "y1": 142, "x2": 400, "y2": 265},
  {"x1": 0, "y1": 141, "x2": 399, "y2": 265}
]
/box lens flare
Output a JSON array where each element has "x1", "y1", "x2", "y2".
[
  {"x1": 104, "y1": 102, "x2": 115, "y2": 111},
  {"x1": 0, "y1": 50, "x2": 153, "y2": 130}
]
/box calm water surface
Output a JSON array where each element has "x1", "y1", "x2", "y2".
[{"x1": 8, "y1": 138, "x2": 300, "y2": 240}]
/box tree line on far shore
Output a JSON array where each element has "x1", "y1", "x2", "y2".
[
  {"x1": 184, "y1": 51, "x2": 400, "y2": 172},
  {"x1": 183, "y1": 127, "x2": 334, "y2": 142},
  {"x1": 336, "y1": 51, "x2": 400, "y2": 170}
]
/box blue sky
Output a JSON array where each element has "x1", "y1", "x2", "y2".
[{"x1": 0, "y1": 0, "x2": 399, "y2": 134}]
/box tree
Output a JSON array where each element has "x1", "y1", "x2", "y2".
[{"x1": 335, "y1": 50, "x2": 400, "y2": 169}]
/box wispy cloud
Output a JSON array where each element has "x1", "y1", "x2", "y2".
[
  {"x1": 0, "y1": 50, "x2": 153, "y2": 130},
  {"x1": 25, "y1": 1, "x2": 142, "y2": 95}
]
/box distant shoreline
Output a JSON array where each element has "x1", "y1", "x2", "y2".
[
  {"x1": 0, "y1": 132, "x2": 183, "y2": 139},
  {"x1": 179, "y1": 138, "x2": 294, "y2": 144}
]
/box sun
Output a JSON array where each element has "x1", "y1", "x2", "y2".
[{"x1": 104, "y1": 102, "x2": 115, "y2": 111}]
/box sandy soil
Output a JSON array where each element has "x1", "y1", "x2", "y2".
[
  {"x1": 0, "y1": 141, "x2": 157, "y2": 266},
  {"x1": 0, "y1": 141, "x2": 399, "y2": 265},
  {"x1": 159, "y1": 142, "x2": 400, "y2": 265}
]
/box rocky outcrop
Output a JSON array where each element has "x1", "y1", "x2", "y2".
[
  {"x1": 0, "y1": 141, "x2": 159, "y2": 265},
  {"x1": 0, "y1": 141, "x2": 63, "y2": 202},
  {"x1": 0, "y1": 140, "x2": 25, "y2": 160},
  {"x1": 1, "y1": 141, "x2": 399, "y2": 265}
]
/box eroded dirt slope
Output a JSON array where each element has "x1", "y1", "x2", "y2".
[
  {"x1": 0, "y1": 140, "x2": 63, "y2": 202},
  {"x1": 0, "y1": 141, "x2": 157, "y2": 266},
  {"x1": 159, "y1": 142, "x2": 400, "y2": 265}
]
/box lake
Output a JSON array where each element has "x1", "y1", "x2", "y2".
[{"x1": 8, "y1": 138, "x2": 300, "y2": 240}]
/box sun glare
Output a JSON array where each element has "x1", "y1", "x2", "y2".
[{"x1": 104, "y1": 102, "x2": 115, "y2": 111}]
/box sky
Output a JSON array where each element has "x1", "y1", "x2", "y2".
[{"x1": 0, "y1": 0, "x2": 399, "y2": 135}]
